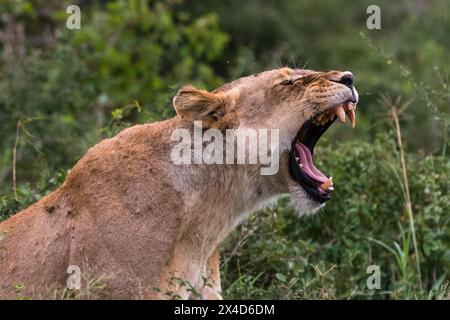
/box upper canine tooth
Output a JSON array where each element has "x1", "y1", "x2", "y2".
[
  {"x1": 336, "y1": 106, "x2": 346, "y2": 123},
  {"x1": 348, "y1": 109, "x2": 356, "y2": 128}
]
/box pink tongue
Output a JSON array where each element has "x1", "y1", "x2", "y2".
[{"x1": 295, "y1": 143, "x2": 328, "y2": 183}]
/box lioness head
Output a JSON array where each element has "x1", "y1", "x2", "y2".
[{"x1": 173, "y1": 68, "x2": 358, "y2": 215}]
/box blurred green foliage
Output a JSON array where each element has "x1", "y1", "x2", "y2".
[
  {"x1": 68, "y1": 0, "x2": 228, "y2": 117},
  {"x1": 0, "y1": 0, "x2": 448, "y2": 299}
]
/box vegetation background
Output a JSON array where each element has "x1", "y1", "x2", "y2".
[{"x1": 0, "y1": 0, "x2": 448, "y2": 299}]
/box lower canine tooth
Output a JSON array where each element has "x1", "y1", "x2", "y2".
[{"x1": 320, "y1": 177, "x2": 333, "y2": 191}]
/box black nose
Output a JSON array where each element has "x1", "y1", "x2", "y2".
[{"x1": 339, "y1": 73, "x2": 354, "y2": 86}]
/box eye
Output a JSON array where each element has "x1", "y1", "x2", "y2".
[{"x1": 280, "y1": 79, "x2": 294, "y2": 85}]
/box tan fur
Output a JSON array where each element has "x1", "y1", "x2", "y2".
[{"x1": 0, "y1": 68, "x2": 357, "y2": 299}]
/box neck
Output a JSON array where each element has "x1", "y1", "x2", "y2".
[{"x1": 165, "y1": 117, "x2": 289, "y2": 252}]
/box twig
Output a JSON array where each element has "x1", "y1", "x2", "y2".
[
  {"x1": 11, "y1": 116, "x2": 42, "y2": 200},
  {"x1": 12, "y1": 119, "x2": 21, "y2": 200}
]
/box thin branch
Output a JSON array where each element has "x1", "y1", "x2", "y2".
[
  {"x1": 12, "y1": 119, "x2": 21, "y2": 200},
  {"x1": 11, "y1": 116, "x2": 42, "y2": 200}
]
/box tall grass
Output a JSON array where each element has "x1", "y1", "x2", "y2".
[{"x1": 382, "y1": 95, "x2": 422, "y2": 291}]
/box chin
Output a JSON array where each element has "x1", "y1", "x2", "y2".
[{"x1": 287, "y1": 180, "x2": 326, "y2": 217}]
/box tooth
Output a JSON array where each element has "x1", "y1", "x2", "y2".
[
  {"x1": 320, "y1": 177, "x2": 333, "y2": 191},
  {"x1": 345, "y1": 101, "x2": 354, "y2": 110},
  {"x1": 299, "y1": 163, "x2": 303, "y2": 168},
  {"x1": 295, "y1": 156, "x2": 299, "y2": 162},
  {"x1": 336, "y1": 106, "x2": 346, "y2": 123},
  {"x1": 348, "y1": 109, "x2": 356, "y2": 128}
]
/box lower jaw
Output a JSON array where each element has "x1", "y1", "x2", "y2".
[{"x1": 288, "y1": 149, "x2": 331, "y2": 203}]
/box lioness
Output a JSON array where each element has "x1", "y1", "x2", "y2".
[{"x1": 0, "y1": 68, "x2": 358, "y2": 299}]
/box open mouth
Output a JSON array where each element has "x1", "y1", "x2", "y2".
[{"x1": 289, "y1": 101, "x2": 357, "y2": 203}]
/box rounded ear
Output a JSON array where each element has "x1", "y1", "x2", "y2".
[{"x1": 173, "y1": 85, "x2": 238, "y2": 128}]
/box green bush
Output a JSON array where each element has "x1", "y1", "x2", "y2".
[
  {"x1": 67, "y1": 0, "x2": 228, "y2": 119},
  {"x1": 0, "y1": 46, "x2": 98, "y2": 187}
]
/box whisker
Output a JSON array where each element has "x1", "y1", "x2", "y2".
[{"x1": 283, "y1": 103, "x2": 316, "y2": 119}]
